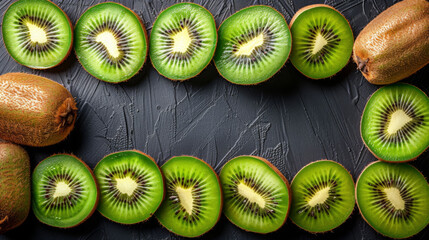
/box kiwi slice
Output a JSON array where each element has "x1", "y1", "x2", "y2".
[
  {"x1": 94, "y1": 150, "x2": 164, "y2": 224},
  {"x1": 289, "y1": 4, "x2": 353, "y2": 79},
  {"x1": 361, "y1": 83, "x2": 429, "y2": 162},
  {"x1": 356, "y1": 161, "x2": 429, "y2": 238},
  {"x1": 150, "y1": 3, "x2": 217, "y2": 80},
  {"x1": 74, "y1": 2, "x2": 148, "y2": 83},
  {"x1": 290, "y1": 160, "x2": 355, "y2": 233},
  {"x1": 214, "y1": 6, "x2": 292, "y2": 85},
  {"x1": 220, "y1": 155, "x2": 290, "y2": 233},
  {"x1": 155, "y1": 156, "x2": 222, "y2": 237},
  {"x1": 2, "y1": 0, "x2": 73, "y2": 69},
  {"x1": 32, "y1": 154, "x2": 98, "y2": 228}
]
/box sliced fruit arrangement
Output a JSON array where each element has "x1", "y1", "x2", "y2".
[
  {"x1": 0, "y1": 73, "x2": 77, "y2": 147},
  {"x1": 155, "y1": 156, "x2": 222, "y2": 237},
  {"x1": 290, "y1": 160, "x2": 355, "y2": 233},
  {"x1": 289, "y1": 4, "x2": 353, "y2": 79},
  {"x1": 214, "y1": 6, "x2": 292, "y2": 85},
  {"x1": 74, "y1": 2, "x2": 148, "y2": 83},
  {"x1": 2, "y1": 0, "x2": 73, "y2": 69},
  {"x1": 220, "y1": 155, "x2": 290, "y2": 234},
  {"x1": 94, "y1": 150, "x2": 164, "y2": 224},
  {"x1": 356, "y1": 161, "x2": 429, "y2": 239},
  {"x1": 32, "y1": 154, "x2": 98, "y2": 228},
  {"x1": 353, "y1": 0, "x2": 429, "y2": 85},
  {"x1": 150, "y1": 3, "x2": 217, "y2": 81},
  {"x1": 361, "y1": 83, "x2": 429, "y2": 162},
  {"x1": 0, "y1": 141, "x2": 30, "y2": 234}
]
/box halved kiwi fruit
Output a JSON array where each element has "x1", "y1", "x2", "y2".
[
  {"x1": 74, "y1": 2, "x2": 148, "y2": 83},
  {"x1": 289, "y1": 4, "x2": 353, "y2": 79},
  {"x1": 2, "y1": 0, "x2": 73, "y2": 69},
  {"x1": 220, "y1": 155, "x2": 290, "y2": 234},
  {"x1": 150, "y1": 3, "x2": 217, "y2": 81},
  {"x1": 361, "y1": 83, "x2": 429, "y2": 162},
  {"x1": 32, "y1": 154, "x2": 98, "y2": 228},
  {"x1": 155, "y1": 156, "x2": 222, "y2": 237},
  {"x1": 214, "y1": 5, "x2": 292, "y2": 85},
  {"x1": 94, "y1": 150, "x2": 164, "y2": 224},
  {"x1": 290, "y1": 160, "x2": 355, "y2": 233},
  {"x1": 356, "y1": 161, "x2": 429, "y2": 239}
]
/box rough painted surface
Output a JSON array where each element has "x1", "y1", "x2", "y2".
[{"x1": 0, "y1": 0, "x2": 428, "y2": 239}]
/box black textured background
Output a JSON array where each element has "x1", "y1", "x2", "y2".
[{"x1": 1, "y1": 0, "x2": 428, "y2": 239}]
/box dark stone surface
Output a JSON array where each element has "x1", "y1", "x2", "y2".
[{"x1": 0, "y1": 0, "x2": 428, "y2": 239}]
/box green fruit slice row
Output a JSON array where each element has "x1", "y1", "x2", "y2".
[
  {"x1": 356, "y1": 161, "x2": 429, "y2": 239},
  {"x1": 32, "y1": 154, "x2": 98, "y2": 228},
  {"x1": 214, "y1": 6, "x2": 292, "y2": 85},
  {"x1": 155, "y1": 156, "x2": 222, "y2": 238},
  {"x1": 289, "y1": 5, "x2": 353, "y2": 79},
  {"x1": 74, "y1": 2, "x2": 147, "y2": 83},
  {"x1": 150, "y1": 3, "x2": 217, "y2": 80},
  {"x1": 2, "y1": 0, "x2": 73, "y2": 69},
  {"x1": 94, "y1": 150, "x2": 164, "y2": 224},
  {"x1": 290, "y1": 160, "x2": 355, "y2": 233},
  {"x1": 361, "y1": 83, "x2": 429, "y2": 162},
  {"x1": 220, "y1": 155, "x2": 290, "y2": 233}
]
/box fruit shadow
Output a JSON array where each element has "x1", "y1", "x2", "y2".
[
  {"x1": 255, "y1": 62, "x2": 301, "y2": 95},
  {"x1": 43, "y1": 51, "x2": 79, "y2": 74}
]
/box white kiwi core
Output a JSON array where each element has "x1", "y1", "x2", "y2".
[
  {"x1": 237, "y1": 182, "x2": 266, "y2": 208},
  {"x1": 96, "y1": 31, "x2": 120, "y2": 58},
  {"x1": 26, "y1": 22, "x2": 48, "y2": 44},
  {"x1": 308, "y1": 186, "x2": 330, "y2": 207},
  {"x1": 176, "y1": 186, "x2": 194, "y2": 215},
  {"x1": 235, "y1": 33, "x2": 264, "y2": 56},
  {"x1": 116, "y1": 176, "x2": 138, "y2": 196},
  {"x1": 311, "y1": 33, "x2": 328, "y2": 55},
  {"x1": 172, "y1": 27, "x2": 192, "y2": 53},
  {"x1": 53, "y1": 181, "x2": 72, "y2": 198},
  {"x1": 387, "y1": 110, "x2": 413, "y2": 135},
  {"x1": 383, "y1": 187, "x2": 405, "y2": 210}
]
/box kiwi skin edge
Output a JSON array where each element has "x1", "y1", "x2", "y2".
[
  {"x1": 354, "y1": 161, "x2": 427, "y2": 239},
  {"x1": 157, "y1": 155, "x2": 223, "y2": 238},
  {"x1": 94, "y1": 149, "x2": 165, "y2": 225},
  {"x1": 221, "y1": 155, "x2": 291, "y2": 234},
  {"x1": 214, "y1": 5, "x2": 292, "y2": 86},
  {"x1": 289, "y1": 159, "x2": 355, "y2": 234},
  {"x1": 74, "y1": 2, "x2": 148, "y2": 84},
  {"x1": 289, "y1": 4, "x2": 353, "y2": 80},
  {"x1": 359, "y1": 84, "x2": 429, "y2": 163},
  {"x1": 0, "y1": 73, "x2": 77, "y2": 147},
  {"x1": 150, "y1": 3, "x2": 218, "y2": 82},
  {"x1": 0, "y1": 141, "x2": 31, "y2": 234},
  {"x1": 2, "y1": 0, "x2": 74, "y2": 70},
  {"x1": 33, "y1": 154, "x2": 99, "y2": 229}
]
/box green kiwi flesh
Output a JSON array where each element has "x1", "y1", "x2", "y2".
[
  {"x1": 150, "y1": 3, "x2": 217, "y2": 80},
  {"x1": 2, "y1": 0, "x2": 73, "y2": 69},
  {"x1": 220, "y1": 155, "x2": 290, "y2": 233},
  {"x1": 361, "y1": 83, "x2": 429, "y2": 162},
  {"x1": 155, "y1": 156, "x2": 222, "y2": 237},
  {"x1": 0, "y1": 141, "x2": 30, "y2": 234},
  {"x1": 32, "y1": 154, "x2": 98, "y2": 228},
  {"x1": 214, "y1": 6, "x2": 292, "y2": 85},
  {"x1": 94, "y1": 150, "x2": 164, "y2": 224},
  {"x1": 289, "y1": 4, "x2": 353, "y2": 79},
  {"x1": 74, "y1": 2, "x2": 147, "y2": 83},
  {"x1": 290, "y1": 160, "x2": 355, "y2": 233},
  {"x1": 356, "y1": 161, "x2": 429, "y2": 238}
]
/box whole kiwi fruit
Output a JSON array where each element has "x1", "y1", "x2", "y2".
[
  {"x1": 0, "y1": 73, "x2": 77, "y2": 147},
  {"x1": 0, "y1": 141, "x2": 31, "y2": 234},
  {"x1": 353, "y1": 0, "x2": 429, "y2": 85}
]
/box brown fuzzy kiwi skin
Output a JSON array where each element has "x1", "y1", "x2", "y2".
[
  {"x1": 214, "y1": 5, "x2": 292, "y2": 86},
  {"x1": 289, "y1": 4, "x2": 353, "y2": 80},
  {"x1": 150, "y1": 2, "x2": 218, "y2": 82},
  {"x1": 220, "y1": 155, "x2": 291, "y2": 234},
  {"x1": 359, "y1": 84, "x2": 429, "y2": 163},
  {"x1": 33, "y1": 153, "x2": 99, "y2": 229},
  {"x1": 353, "y1": 0, "x2": 429, "y2": 85},
  {"x1": 94, "y1": 149, "x2": 165, "y2": 225},
  {"x1": 289, "y1": 159, "x2": 355, "y2": 234},
  {"x1": 0, "y1": 73, "x2": 77, "y2": 147},
  {"x1": 354, "y1": 161, "x2": 428, "y2": 239},
  {"x1": 2, "y1": 0, "x2": 73, "y2": 70},
  {"x1": 156, "y1": 155, "x2": 223, "y2": 238},
  {"x1": 74, "y1": 2, "x2": 148, "y2": 84},
  {"x1": 0, "y1": 141, "x2": 30, "y2": 234}
]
